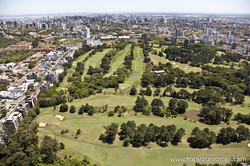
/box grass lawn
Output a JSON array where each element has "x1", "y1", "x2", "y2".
[
  {"x1": 82, "y1": 49, "x2": 112, "y2": 78},
  {"x1": 106, "y1": 45, "x2": 131, "y2": 77},
  {"x1": 36, "y1": 102, "x2": 250, "y2": 166},
  {"x1": 73, "y1": 50, "x2": 93, "y2": 65},
  {"x1": 149, "y1": 54, "x2": 202, "y2": 73},
  {"x1": 120, "y1": 47, "x2": 145, "y2": 89},
  {"x1": 216, "y1": 51, "x2": 225, "y2": 56},
  {"x1": 57, "y1": 50, "x2": 93, "y2": 90},
  {"x1": 57, "y1": 68, "x2": 73, "y2": 90},
  {"x1": 39, "y1": 45, "x2": 250, "y2": 166}
]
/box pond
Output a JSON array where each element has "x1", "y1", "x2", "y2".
[{"x1": 130, "y1": 72, "x2": 139, "y2": 77}]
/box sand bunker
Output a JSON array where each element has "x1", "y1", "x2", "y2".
[
  {"x1": 55, "y1": 115, "x2": 64, "y2": 121},
  {"x1": 39, "y1": 122, "x2": 47, "y2": 127}
]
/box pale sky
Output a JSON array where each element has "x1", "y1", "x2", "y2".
[{"x1": 0, "y1": 0, "x2": 250, "y2": 16}]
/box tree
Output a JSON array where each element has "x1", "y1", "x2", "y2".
[
  {"x1": 236, "y1": 125, "x2": 250, "y2": 142},
  {"x1": 200, "y1": 106, "x2": 233, "y2": 125},
  {"x1": 59, "y1": 142, "x2": 65, "y2": 149},
  {"x1": 59, "y1": 103, "x2": 68, "y2": 112},
  {"x1": 108, "y1": 111, "x2": 115, "y2": 117},
  {"x1": 32, "y1": 37, "x2": 40, "y2": 48},
  {"x1": 168, "y1": 98, "x2": 178, "y2": 110},
  {"x1": 87, "y1": 106, "x2": 94, "y2": 116},
  {"x1": 40, "y1": 135, "x2": 59, "y2": 164},
  {"x1": 78, "y1": 105, "x2": 85, "y2": 115},
  {"x1": 154, "y1": 88, "x2": 161, "y2": 96},
  {"x1": 187, "y1": 128, "x2": 216, "y2": 148},
  {"x1": 100, "y1": 123, "x2": 119, "y2": 144},
  {"x1": 129, "y1": 87, "x2": 137, "y2": 95},
  {"x1": 134, "y1": 96, "x2": 148, "y2": 113},
  {"x1": 176, "y1": 100, "x2": 188, "y2": 114},
  {"x1": 76, "y1": 129, "x2": 81, "y2": 135},
  {"x1": 234, "y1": 93, "x2": 245, "y2": 104},
  {"x1": 151, "y1": 98, "x2": 164, "y2": 116},
  {"x1": 216, "y1": 127, "x2": 237, "y2": 145},
  {"x1": 171, "y1": 128, "x2": 185, "y2": 145},
  {"x1": 145, "y1": 87, "x2": 152, "y2": 96},
  {"x1": 163, "y1": 86, "x2": 173, "y2": 97},
  {"x1": 69, "y1": 105, "x2": 76, "y2": 113}
]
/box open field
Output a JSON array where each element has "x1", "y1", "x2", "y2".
[
  {"x1": 82, "y1": 49, "x2": 112, "y2": 78},
  {"x1": 106, "y1": 45, "x2": 131, "y2": 76},
  {"x1": 57, "y1": 68, "x2": 73, "y2": 90},
  {"x1": 41, "y1": 45, "x2": 250, "y2": 166},
  {"x1": 57, "y1": 50, "x2": 93, "y2": 90},
  {"x1": 36, "y1": 102, "x2": 250, "y2": 166},
  {"x1": 149, "y1": 54, "x2": 202, "y2": 73},
  {"x1": 120, "y1": 47, "x2": 145, "y2": 89}
]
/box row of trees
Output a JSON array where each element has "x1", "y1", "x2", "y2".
[
  {"x1": 200, "y1": 106, "x2": 233, "y2": 125},
  {"x1": 0, "y1": 116, "x2": 92, "y2": 165},
  {"x1": 133, "y1": 96, "x2": 188, "y2": 117},
  {"x1": 234, "y1": 113, "x2": 250, "y2": 125},
  {"x1": 142, "y1": 61, "x2": 250, "y2": 98},
  {"x1": 188, "y1": 125, "x2": 250, "y2": 148},
  {"x1": 99, "y1": 121, "x2": 186, "y2": 147},
  {"x1": 164, "y1": 43, "x2": 217, "y2": 66},
  {"x1": 59, "y1": 103, "x2": 101, "y2": 116}
]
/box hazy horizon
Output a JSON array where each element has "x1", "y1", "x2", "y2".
[{"x1": 0, "y1": 0, "x2": 250, "y2": 16}]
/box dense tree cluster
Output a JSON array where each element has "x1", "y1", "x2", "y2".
[
  {"x1": 99, "y1": 123, "x2": 119, "y2": 144},
  {"x1": 167, "y1": 98, "x2": 189, "y2": 116},
  {"x1": 200, "y1": 106, "x2": 233, "y2": 124},
  {"x1": 234, "y1": 113, "x2": 250, "y2": 125},
  {"x1": 187, "y1": 127, "x2": 216, "y2": 148},
  {"x1": 0, "y1": 35, "x2": 18, "y2": 48},
  {"x1": 221, "y1": 52, "x2": 242, "y2": 63},
  {"x1": 0, "y1": 118, "x2": 59, "y2": 165},
  {"x1": 133, "y1": 96, "x2": 149, "y2": 114},
  {"x1": 188, "y1": 125, "x2": 249, "y2": 149},
  {"x1": 0, "y1": 117, "x2": 93, "y2": 165},
  {"x1": 78, "y1": 103, "x2": 95, "y2": 115},
  {"x1": 164, "y1": 44, "x2": 217, "y2": 66},
  {"x1": 119, "y1": 121, "x2": 185, "y2": 147},
  {"x1": 0, "y1": 50, "x2": 36, "y2": 63},
  {"x1": 123, "y1": 45, "x2": 135, "y2": 70},
  {"x1": 133, "y1": 96, "x2": 188, "y2": 117},
  {"x1": 99, "y1": 121, "x2": 185, "y2": 147},
  {"x1": 141, "y1": 61, "x2": 250, "y2": 99},
  {"x1": 217, "y1": 125, "x2": 250, "y2": 145},
  {"x1": 68, "y1": 74, "x2": 120, "y2": 98},
  {"x1": 38, "y1": 88, "x2": 67, "y2": 108}
]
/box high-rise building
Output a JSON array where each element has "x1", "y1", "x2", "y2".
[
  {"x1": 175, "y1": 29, "x2": 184, "y2": 36},
  {"x1": 232, "y1": 42, "x2": 237, "y2": 49},
  {"x1": 82, "y1": 38, "x2": 90, "y2": 47},
  {"x1": 84, "y1": 27, "x2": 90, "y2": 38},
  {"x1": 61, "y1": 23, "x2": 67, "y2": 30},
  {"x1": 227, "y1": 31, "x2": 231, "y2": 37},
  {"x1": 171, "y1": 37, "x2": 177, "y2": 44}
]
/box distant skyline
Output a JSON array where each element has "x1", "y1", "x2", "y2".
[{"x1": 0, "y1": 0, "x2": 250, "y2": 16}]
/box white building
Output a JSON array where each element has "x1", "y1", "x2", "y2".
[
  {"x1": 84, "y1": 27, "x2": 90, "y2": 38},
  {"x1": 61, "y1": 23, "x2": 68, "y2": 31}
]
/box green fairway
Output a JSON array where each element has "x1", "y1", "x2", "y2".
[
  {"x1": 73, "y1": 50, "x2": 93, "y2": 66},
  {"x1": 36, "y1": 103, "x2": 250, "y2": 166},
  {"x1": 120, "y1": 47, "x2": 145, "y2": 89},
  {"x1": 57, "y1": 68, "x2": 73, "y2": 90},
  {"x1": 149, "y1": 54, "x2": 202, "y2": 73},
  {"x1": 106, "y1": 45, "x2": 131, "y2": 77},
  {"x1": 216, "y1": 51, "x2": 225, "y2": 56},
  {"x1": 82, "y1": 49, "x2": 112, "y2": 78},
  {"x1": 57, "y1": 50, "x2": 93, "y2": 90}
]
